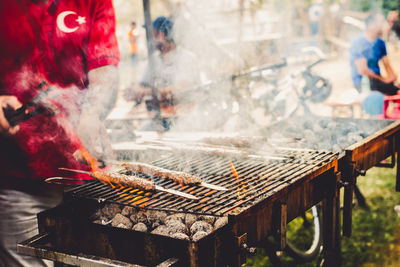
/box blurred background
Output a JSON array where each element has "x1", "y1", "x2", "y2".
[{"x1": 109, "y1": 1, "x2": 400, "y2": 266}]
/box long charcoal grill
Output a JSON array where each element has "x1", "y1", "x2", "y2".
[{"x1": 18, "y1": 148, "x2": 340, "y2": 266}]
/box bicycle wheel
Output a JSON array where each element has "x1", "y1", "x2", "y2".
[{"x1": 284, "y1": 205, "x2": 322, "y2": 262}]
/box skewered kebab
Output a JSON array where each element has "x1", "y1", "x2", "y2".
[
  {"x1": 59, "y1": 168, "x2": 198, "y2": 200},
  {"x1": 121, "y1": 162, "x2": 228, "y2": 191}
]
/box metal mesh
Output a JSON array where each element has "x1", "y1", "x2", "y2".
[{"x1": 65, "y1": 149, "x2": 337, "y2": 216}]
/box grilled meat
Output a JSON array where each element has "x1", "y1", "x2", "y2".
[
  {"x1": 122, "y1": 162, "x2": 202, "y2": 185},
  {"x1": 92, "y1": 171, "x2": 156, "y2": 191}
]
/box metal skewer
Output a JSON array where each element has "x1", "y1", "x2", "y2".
[
  {"x1": 45, "y1": 177, "x2": 87, "y2": 185},
  {"x1": 200, "y1": 182, "x2": 229, "y2": 191},
  {"x1": 59, "y1": 168, "x2": 198, "y2": 200}
]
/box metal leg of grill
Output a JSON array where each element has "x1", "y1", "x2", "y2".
[
  {"x1": 396, "y1": 134, "x2": 400, "y2": 192},
  {"x1": 321, "y1": 173, "x2": 342, "y2": 267},
  {"x1": 342, "y1": 162, "x2": 354, "y2": 237}
]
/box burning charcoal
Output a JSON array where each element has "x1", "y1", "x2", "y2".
[
  {"x1": 121, "y1": 206, "x2": 136, "y2": 217},
  {"x1": 130, "y1": 211, "x2": 147, "y2": 225},
  {"x1": 313, "y1": 124, "x2": 323, "y2": 133},
  {"x1": 302, "y1": 120, "x2": 313, "y2": 130},
  {"x1": 184, "y1": 214, "x2": 197, "y2": 228},
  {"x1": 165, "y1": 220, "x2": 188, "y2": 235},
  {"x1": 327, "y1": 122, "x2": 337, "y2": 129},
  {"x1": 117, "y1": 223, "x2": 130, "y2": 229},
  {"x1": 101, "y1": 204, "x2": 122, "y2": 219},
  {"x1": 148, "y1": 211, "x2": 167, "y2": 225},
  {"x1": 171, "y1": 232, "x2": 190, "y2": 241},
  {"x1": 152, "y1": 221, "x2": 161, "y2": 230},
  {"x1": 151, "y1": 225, "x2": 169, "y2": 236},
  {"x1": 91, "y1": 209, "x2": 102, "y2": 220},
  {"x1": 164, "y1": 213, "x2": 185, "y2": 224},
  {"x1": 192, "y1": 231, "x2": 208, "y2": 242},
  {"x1": 111, "y1": 213, "x2": 133, "y2": 229},
  {"x1": 332, "y1": 144, "x2": 343, "y2": 153},
  {"x1": 198, "y1": 215, "x2": 215, "y2": 225},
  {"x1": 214, "y1": 217, "x2": 228, "y2": 230},
  {"x1": 132, "y1": 222, "x2": 148, "y2": 232},
  {"x1": 303, "y1": 130, "x2": 315, "y2": 141},
  {"x1": 190, "y1": 221, "x2": 213, "y2": 235}
]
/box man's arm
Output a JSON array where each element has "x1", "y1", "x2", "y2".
[
  {"x1": 84, "y1": 65, "x2": 119, "y2": 120},
  {"x1": 381, "y1": 56, "x2": 397, "y2": 82},
  {"x1": 354, "y1": 58, "x2": 395, "y2": 83},
  {"x1": 76, "y1": 65, "x2": 118, "y2": 165}
]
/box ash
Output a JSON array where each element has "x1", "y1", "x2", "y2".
[{"x1": 92, "y1": 204, "x2": 228, "y2": 242}]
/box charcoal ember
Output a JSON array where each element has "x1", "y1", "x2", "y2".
[
  {"x1": 192, "y1": 231, "x2": 208, "y2": 242},
  {"x1": 164, "y1": 213, "x2": 185, "y2": 224},
  {"x1": 117, "y1": 223, "x2": 130, "y2": 229},
  {"x1": 101, "y1": 204, "x2": 121, "y2": 219},
  {"x1": 190, "y1": 221, "x2": 213, "y2": 235},
  {"x1": 303, "y1": 129, "x2": 315, "y2": 142},
  {"x1": 332, "y1": 144, "x2": 343, "y2": 153},
  {"x1": 130, "y1": 211, "x2": 148, "y2": 225},
  {"x1": 111, "y1": 213, "x2": 133, "y2": 228},
  {"x1": 184, "y1": 214, "x2": 197, "y2": 228},
  {"x1": 347, "y1": 133, "x2": 363, "y2": 144},
  {"x1": 198, "y1": 215, "x2": 215, "y2": 225},
  {"x1": 151, "y1": 225, "x2": 169, "y2": 236},
  {"x1": 132, "y1": 222, "x2": 148, "y2": 232},
  {"x1": 121, "y1": 206, "x2": 136, "y2": 217},
  {"x1": 148, "y1": 211, "x2": 167, "y2": 225},
  {"x1": 91, "y1": 209, "x2": 102, "y2": 220},
  {"x1": 165, "y1": 220, "x2": 188, "y2": 235},
  {"x1": 152, "y1": 221, "x2": 161, "y2": 230},
  {"x1": 313, "y1": 123, "x2": 323, "y2": 133},
  {"x1": 327, "y1": 122, "x2": 337, "y2": 129},
  {"x1": 319, "y1": 119, "x2": 330, "y2": 128},
  {"x1": 302, "y1": 120, "x2": 313, "y2": 130},
  {"x1": 171, "y1": 232, "x2": 190, "y2": 241},
  {"x1": 214, "y1": 217, "x2": 228, "y2": 230}
]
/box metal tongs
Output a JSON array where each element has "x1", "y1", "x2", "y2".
[{"x1": 3, "y1": 81, "x2": 59, "y2": 127}]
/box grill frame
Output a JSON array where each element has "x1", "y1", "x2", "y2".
[{"x1": 19, "y1": 149, "x2": 341, "y2": 267}]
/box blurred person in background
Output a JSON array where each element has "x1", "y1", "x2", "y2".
[
  {"x1": 124, "y1": 16, "x2": 198, "y2": 130},
  {"x1": 349, "y1": 11, "x2": 399, "y2": 96},
  {"x1": 386, "y1": 10, "x2": 400, "y2": 48},
  {"x1": 128, "y1": 21, "x2": 140, "y2": 67},
  {"x1": 0, "y1": 0, "x2": 119, "y2": 266}
]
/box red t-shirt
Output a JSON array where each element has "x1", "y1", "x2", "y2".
[{"x1": 0, "y1": 0, "x2": 120, "y2": 180}]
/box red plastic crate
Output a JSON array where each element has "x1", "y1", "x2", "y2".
[{"x1": 384, "y1": 95, "x2": 400, "y2": 119}]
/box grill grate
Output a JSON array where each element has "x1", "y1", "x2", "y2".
[{"x1": 65, "y1": 149, "x2": 337, "y2": 216}]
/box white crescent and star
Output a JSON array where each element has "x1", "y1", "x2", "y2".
[{"x1": 56, "y1": 11, "x2": 86, "y2": 33}]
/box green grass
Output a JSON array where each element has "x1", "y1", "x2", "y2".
[{"x1": 246, "y1": 163, "x2": 400, "y2": 267}]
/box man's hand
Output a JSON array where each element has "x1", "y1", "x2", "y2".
[
  {"x1": 0, "y1": 96, "x2": 22, "y2": 136},
  {"x1": 382, "y1": 74, "x2": 398, "y2": 84}
]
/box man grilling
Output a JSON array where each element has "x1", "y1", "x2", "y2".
[
  {"x1": 0, "y1": 0, "x2": 119, "y2": 266},
  {"x1": 350, "y1": 11, "x2": 399, "y2": 95},
  {"x1": 124, "y1": 16, "x2": 198, "y2": 130}
]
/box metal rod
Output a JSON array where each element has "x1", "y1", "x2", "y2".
[
  {"x1": 61, "y1": 168, "x2": 198, "y2": 200},
  {"x1": 142, "y1": 0, "x2": 162, "y2": 125}
]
